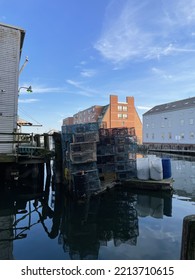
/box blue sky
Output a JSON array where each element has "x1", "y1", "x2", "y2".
[{"x1": 1, "y1": 0, "x2": 195, "y2": 133}]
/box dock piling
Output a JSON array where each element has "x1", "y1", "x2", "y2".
[{"x1": 180, "y1": 215, "x2": 195, "y2": 260}]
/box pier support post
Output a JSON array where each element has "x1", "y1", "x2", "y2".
[
  {"x1": 180, "y1": 215, "x2": 195, "y2": 260},
  {"x1": 53, "y1": 132, "x2": 63, "y2": 184}
]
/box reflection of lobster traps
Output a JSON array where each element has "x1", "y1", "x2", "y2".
[
  {"x1": 113, "y1": 201, "x2": 139, "y2": 245},
  {"x1": 72, "y1": 169, "x2": 101, "y2": 197}
]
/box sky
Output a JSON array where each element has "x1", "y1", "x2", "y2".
[{"x1": 1, "y1": 0, "x2": 195, "y2": 133}]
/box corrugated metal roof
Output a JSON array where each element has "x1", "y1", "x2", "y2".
[{"x1": 143, "y1": 96, "x2": 195, "y2": 116}]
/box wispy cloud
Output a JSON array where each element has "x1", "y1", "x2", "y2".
[
  {"x1": 151, "y1": 67, "x2": 173, "y2": 79},
  {"x1": 19, "y1": 99, "x2": 39, "y2": 103},
  {"x1": 66, "y1": 79, "x2": 99, "y2": 96},
  {"x1": 137, "y1": 105, "x2": 152, "y2": 111},
  {"x1": 94, "y1": 0, "x2": 195, "y2": 63},
  {"x1": 80, "y1": 69, "x2": 97, "y2": 78}
]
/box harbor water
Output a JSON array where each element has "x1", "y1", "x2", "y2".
[{"x1": 0, "y1": 155, "x2": 195, "y2": 260}]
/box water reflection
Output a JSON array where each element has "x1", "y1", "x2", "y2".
[
  {"x1": 1, "y1": 155, "x2": 195, "y2": 260},
  {"x1": 171, "y1": 158, "x2": 195, "y2": 200},
  {"x1": 0, "y1": 179, "x2": 173, "y2": 260}
]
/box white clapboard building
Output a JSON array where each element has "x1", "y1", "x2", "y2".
[
  {"x1": 143, "y1": 97, "x2": 195, "y2": 150},
  {"x1": 0, "y1": 23, "x2": 25, "y2": 154}
]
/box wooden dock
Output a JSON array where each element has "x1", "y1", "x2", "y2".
[
  {"x1": 0, "y1": 132, "x2": 62, "y2": 187},
  {"x1": 122, "y1": 177, "x2": 174, "y2": 191}
]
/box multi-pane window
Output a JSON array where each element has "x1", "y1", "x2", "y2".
[
  {"x1": 118, "y1": 105, "x2": 128, "y2": 111},
  {"x1": 190, "y1": 132, "x2": 194, "y2": 139},
  {"x1": 161, "y1": 133, "x2": 164, "y2": 139},
  {"x1": 180, "y1": 133, "x2": 184, "y2": 139},
  {"x1": 118, "y1": 113, "x2": 127, "y2": 119}
]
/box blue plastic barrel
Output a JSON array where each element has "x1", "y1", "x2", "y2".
[{"x1": 162, "y1": 158, "x2": 172, "y2": 179}]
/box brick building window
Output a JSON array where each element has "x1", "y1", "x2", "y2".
[
  {"x1": 118, "y1": 105, "x2": 122, "y2": 111},
  {"x1": 123, "y1": 114, "x2": 128, "y2": 119},
  {"x1": 118, "y1": 113, "x2": 123, "y2": 118},
  {"x1": 123, "y1": 106, "x2": 128, "y2": 111}
]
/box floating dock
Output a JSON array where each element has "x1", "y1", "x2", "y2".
[{"x1": 122, "y1": 177, "x2": 174, "y2": 191}]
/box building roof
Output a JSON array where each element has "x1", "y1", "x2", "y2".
[
  {"x1": 17, "y1": 118, "x2": 32, "y2": 127},
  {"x1": 143, "y1": 96, "x2": 195, "y2": 116},
  {"x1": 0, "y1": 22, "x2": 25, "y2": 58}
]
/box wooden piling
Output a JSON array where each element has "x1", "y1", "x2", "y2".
[
  {"x1": 53, "y1": 132, "x2": 63, "y2": 184},
  {"x1": 180, "y1": 215, "x2": 195, "y2": 260}
]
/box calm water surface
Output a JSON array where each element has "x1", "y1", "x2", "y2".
[{"x1": 0, "y1": 156, "x2": 195, "y2": 260}]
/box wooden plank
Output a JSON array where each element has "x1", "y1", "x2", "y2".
[{"x1": 122, "y1": 177, "x2": 174, "y2": 191}]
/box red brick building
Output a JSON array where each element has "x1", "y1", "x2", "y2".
[{"x1": 63, "y1": 95, "x2": 142, "y2": 143}]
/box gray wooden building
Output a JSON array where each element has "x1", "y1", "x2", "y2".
[
  {"x1": 0, "y1": 23, "x2": 25, "y2": 154},
  {"x1": 143, "y1": 97, "x2": 195, "y2": 150}
]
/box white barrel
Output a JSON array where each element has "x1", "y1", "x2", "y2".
[
  {"x1": 149, "y1": 157, "x2": 163, "y2": 180},
  {"x1": 136, "y1": 158, "x2": 150, "y2": 180}
]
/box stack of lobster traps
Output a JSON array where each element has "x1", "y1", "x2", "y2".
[
  {"x1": 61, "y1": 123, "x2": 138, "y2": 198},
  {"x1": 97, "y1": 127, "x2": 138, "y2": 182},
  {"x1": 61, "y1": 123, "x2": 101, "y2": 197}
]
